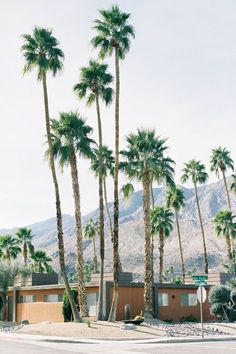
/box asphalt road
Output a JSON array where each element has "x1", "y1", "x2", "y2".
[{"x1": 1, "y1": 338, "x2": 236, "y2": 353}]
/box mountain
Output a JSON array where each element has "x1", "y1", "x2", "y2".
[{"x1": 1, "y1": 177, "x2": 235, "y2": 278}]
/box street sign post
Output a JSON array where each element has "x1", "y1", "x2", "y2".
[{"x1": 192, "y1": 275, "x2": 208, "y2": 339}]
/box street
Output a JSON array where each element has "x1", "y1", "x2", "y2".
[{"x1": 0, "y1": 337, "x2": 236, "y2": 354}]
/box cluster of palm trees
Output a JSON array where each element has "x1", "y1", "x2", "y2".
[
  {"x1": 0, "y1": 228, "x2": 52, "y2": 272},
  {"x1": 19, "y1": 3, "x2": 236, "y2": 322},
  {"x1": 21, "y1": 5, "x2": 134, "y2": 322}
]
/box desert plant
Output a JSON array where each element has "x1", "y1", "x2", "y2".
[
  {"x1": 62, "y1": 288, "x2": 78, "y2": 322},
  {"x1": 124, "y1": 304, "x2": 131, "y2": 320},
  {"x1": 208, "y1": 285, "x2": 236, "y2": 322}
]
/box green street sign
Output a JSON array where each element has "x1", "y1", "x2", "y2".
[
  {"x1": 192, "y1": 275, "x2": 208, "y2": 281},
  {"x1": 192, "y1": 275, "x2": 208, "y2": 285}
]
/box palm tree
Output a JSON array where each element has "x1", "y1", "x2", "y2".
[
  {"x1": 0, "y1": 235, "x2": 21, "y2": 263},
  {"x1": 181, "y1": 160, "x2": 209, "y2": 273},
  {"x1": 230, "y1": 174, "x2": 236, "y2": 195},
  {"x1": 21, "y1": 27, "x2": 81, "y2": 322},
  {"x1": 83, "y1": 219, "x2": 99, "y2": 273},
  {"x1": 92, "y1": 5, "x2": 135, "y2": 322},
  {"x1": 210, "y1": 147, "x2": 234, "y2": 210},
  {"x1": 150, "y1": 206, "x2": 173, "y2": 283},
  {"x1": 15, "y1": 228, "x2": 34, "y2": 266},
  {"x1": 90, "y1": 145, "x2": 114, "y2": 247},
  {"x1": 166, "y1": 186, "x2": 186, "y2": 283},
  {"x1": 213, "y1": 210, "x2": 236, "y2": 264},
  {"x1": 120, "y1": 128, "x2": 174, "y2": 317},
  {"x1": 74, "y1": 60, "x2": 113, "y2": 320},
  {"x1": 50, "y1": 111, "x2": 94, "y2": 318},
  {"x1": 29, "y1": 250, "x2": 52, "y2": 273}
]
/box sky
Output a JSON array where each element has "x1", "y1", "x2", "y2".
[{"x1": 0, "y1": 0, "x2": 236, "y2": 228}]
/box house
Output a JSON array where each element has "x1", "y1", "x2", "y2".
[{"x1": 6, "y1": 271, "x2": 228, "y2": 323}]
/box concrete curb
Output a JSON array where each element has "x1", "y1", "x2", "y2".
[{"x1": 1, "y1": 332, "x2": 236, "y2": 344}]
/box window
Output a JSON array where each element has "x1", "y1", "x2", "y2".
[
  {"x1": 158, "y1": 293, "x2": 169, "y2": 306},
  {"x1": 87, "y1": 293, "x2": 97, "y2": 316},
  {"x1": 44, "y1": 294, "x2": 63, "y2": 302},
  {"x1": 18, "y1": 295, "x2": 36, "y2": 303},
  {"x1": 180, "y1": 293, "x2": 197, "y2": 306}
]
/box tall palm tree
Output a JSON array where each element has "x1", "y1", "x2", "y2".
[
  {"x1": 120, "y1": 128, "x2": 175, "y2": 317},
  {"x1": 74, "y1": 60, "x2": 113, "y2": 320},
  {"x1": 213, "y1": 210, "x2": 236, "y2": 264},
  {"x1": 29, "y1": 250, "x2": 52, "y2": 273},
  {"x1": 15, "y1": 228, "x2": 34, "y2": 266},
  {"x1": 210, "y1": 147, "x2": 234, "y2": 210},
  {"x1": 166, "y1": 186, "x2": 186, "y2": 283},
  {"x1": 21, "y1": 27, "x2": 81, "y2": 322},
  {"x1": 181, "y1": 160, "x2": 209, "y2": 273},
  {"x1": 92, "y1": 5, "x2": 135, "y2": 322},
  {"x1": 83, "y1": 219, "x2": 99, "y2": 273},
  {"x1": 150, "y1": 206, "x2": 173, "y2": 283},
  {"x1": 0, "y1": 235, "x2": 21, "y2": 263},
  {"x1": 90, "y1": 145, "x2": 114, "y2": 248},
  {"x1": 50, "y1": 111, "x2": 94, "y2": 317}
]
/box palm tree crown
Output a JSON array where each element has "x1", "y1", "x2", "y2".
[
  {"x1": 84, "y1": 219, "x2": 99, "y2": 240},
  {"x1": 181, "y1": 159, "x2": 208, "y2": 185},
  {"x1": 15, "y1": 228, "x2": 34, "y2": 265},
  {"x1": 210, "y1": 147, "x2": 234, "y2": 178},
  {"x1": 120, "y1": 129, "x2": 175, "y2": 185},
  {"x1": 214, "y1": 210, "x2": 236, "y2": 238},
  {"x1": 50, "y1": 111, "x2": 94, "y2": 167},
  {"x1": 30, "y1": 250, "x2": 52, "y2": 273},
  {"x1": 150, "y1": 207, "x2": 174, "y2": 237},
  {"x1": 166, "y1": 186, "x2": 185, "y2": 212},
  {"x1": 21, "y1": 26, "x2": 64, "y2": 80},
  {"x1": 0, "y1": 235, "x2": 21, "y2": 262},
  {"x1": 91, "y1": 5, "x2": 135, "y2": 59},
  {"x1": 90, "y1": 145, "x2": 114, "y2": 178},
  {"x1": 74, "y1": 60, "x2": 113, "y2": 106}
]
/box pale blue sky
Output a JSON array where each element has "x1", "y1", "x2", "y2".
[{"x1": 0, "y1": 0, "x2": 236, "y2": 227}]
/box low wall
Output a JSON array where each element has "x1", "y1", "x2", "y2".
[{"x1": 17, "y1": 302, "x2": 63, "y2": 323}]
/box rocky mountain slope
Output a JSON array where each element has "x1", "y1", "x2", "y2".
[{"x1": 1, "y1": 177, "x2": 235, "y2": 278}]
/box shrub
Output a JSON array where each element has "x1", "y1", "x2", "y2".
[
  {"x1": 62, "y1": 288, "x2": 78, "y2": 322},
  {"x1": 208, "y1": 285, "x2": 231, "y2": 304},
  {"x1": 124, "y1": 304, "x2": 131, "y2": 320}
]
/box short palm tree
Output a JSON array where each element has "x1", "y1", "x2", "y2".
[
  {"x1": 120, "y1": 128, "x2": 175, "y2": 317},
  {"x1": 21, "y1": 27, "x2": 80, "y2": 322},
  {"x1": 181, "y1": 160, "x2": 209, "y2": 273},
  {"x1": 0, "y1": 235, "x2": 21, "y2": 263},
  {"x1": 166, "y1": 186, "x2": 186, "y2": 283},
  {"x1": 74, "y1": 60, "x2": 113, "y2": 320},
  {"x1": 29, "y1": 250, "x2": 52, "y2": 273},
  {"x1": 92, "y1": 5, "x2": 135, "y2": 322},
  {"x1": 213, "y1": 210, "x2": 236, "y2": 263},
  {"x1": 210, "y1": 147, "x2": 234, "y2": 210},
  {"x1": 50, "y1": 111, "x2": 94, "y2": 317},
  {"x1": 150, "y1": 206, "x2": 173, "y2": 283},
  {"x1": 15, "y1": 228, "x2": 34, "y2": 266},
  {"x1": 83, "y1": 219, "x2": 99, "y2": 273}
]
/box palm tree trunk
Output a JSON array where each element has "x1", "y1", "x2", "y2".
[
  {"x1": 92, "y1": 237, "x2": 98, "y2": 273},
  {"x1": 159, "y1": 230, "x2": 165, "y2": 284},
  {"x1": 103, "y1": 178, "x2": 123, "y2": 272},
  {"x1": 150, "y1": 182, "x2": 154, "y2": 285},
  {"x1": 95, "y1": 93, "x2": 105, "y2": 321},
  {"x1": 0, "y1": 293, "x2": 6, "y2": 321},
  {"x1": 42, "y1": 73, "x2": 81, "y2": 322},
  {"x1": 193, "y1": 182, "x2": 208, "y2": 274},
  {"x1": 23, "y1": 242, "x2": 27, "y2": 266},
  {"x1": 69, "y1": 148, "x2": 88, "y2": 318},
  {"x1": 142, "y1": 174, "x2": 153, "y2": 318},
  {"x1": 226, "y1": 231, "x2": 232, "y2": 264},
  {"x1": 108, "y1": 47, "x2": 120, "y2": 322},
  {"x1": 222, "y1": 170, "x2": 234, "y2": 254},
  {"x1": 175, "y1": 210, "x2": 185, "y2": 283}
]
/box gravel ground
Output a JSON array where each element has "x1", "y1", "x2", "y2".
[{"x1": 0, "y1": 320, "x2": 235, "y2": 339}]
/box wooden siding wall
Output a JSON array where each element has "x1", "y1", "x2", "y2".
[{"x1": 15, "y1": 287, "x2": 98, "y2": 323}]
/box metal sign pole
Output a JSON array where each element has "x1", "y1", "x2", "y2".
[{"x1": 200, "y1": 285, "x2": 204, "y2": 339}]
